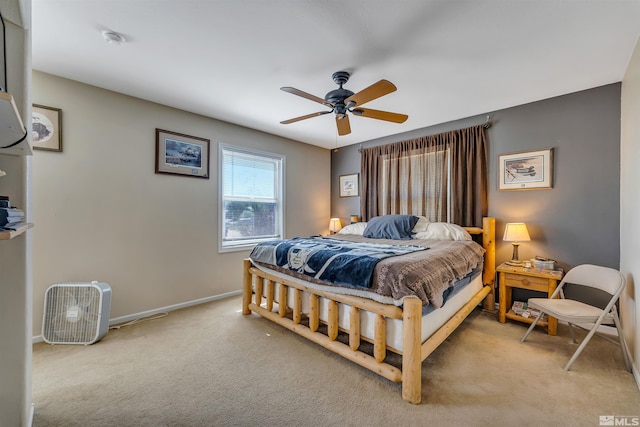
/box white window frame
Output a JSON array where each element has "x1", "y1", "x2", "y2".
[{"x1": 218, "y1": 143, "x2": 285, "y2": 252}]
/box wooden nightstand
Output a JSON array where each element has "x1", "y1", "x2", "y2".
[{"x1": 497, "y1": 262, "x2": 564, "y2": 335}]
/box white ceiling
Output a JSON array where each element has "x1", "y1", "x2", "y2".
[{"x1": 31, "y1": 1, "x2": 640, "y2": 149}]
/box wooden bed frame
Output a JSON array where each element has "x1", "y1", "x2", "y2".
[{"x1": 242, "y1": 217, "x2": 496, "y2": 404}]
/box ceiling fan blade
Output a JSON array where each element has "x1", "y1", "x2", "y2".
[
  {"x1": 344, "y1": 79, "x2": 397, "y2": 107},
  {"x1": 281, "y1": 87, "x2": 333, "y2": 106},
  {"x1": 351, "y1": 107, "x2": 408, "y2": 123},
  {"x1": 335, "y1": 114, "x2": 351, "y2": 136},
  {"x1": 280, "y1": 111, "x2": 331, "y2": 124}
]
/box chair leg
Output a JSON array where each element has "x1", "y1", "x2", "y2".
[
  {"x1": 567, "y1": 322, "x2": 577, "y2": 344},
  {"x1": 613, "y1": 311, "x2": 632, "y2": 372},
  {"x1": 563, "y1": 322, "x2": 603, "y2": 371},
  {"x1": 521, "y1": 312, "x2": 544, "y2": 343}
]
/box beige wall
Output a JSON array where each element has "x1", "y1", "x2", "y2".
[
  {"x1": 621, "y1": 38, "x2": 640, "y2": 383},
  {"x1": 31, "y1": 71, "x2": 330, "y2": 336}
]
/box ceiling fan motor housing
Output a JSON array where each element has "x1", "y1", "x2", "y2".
[
  {"x1": 325, "y1": 87, "x2": 354, "y2": 109},
  {"x1": 326, "y1": 71, "x2": 354, "y2": 110}
]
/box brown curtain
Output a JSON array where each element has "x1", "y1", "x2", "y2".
[{"x1": 360, "y1": 125, "x2": 487, "y2": 227}]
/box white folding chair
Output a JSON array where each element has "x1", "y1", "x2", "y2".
[{"x1": 521, "y1": 264, "x2": 631, "y2": 372}]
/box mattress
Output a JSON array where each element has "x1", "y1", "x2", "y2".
[
  {"x1": 253, "y1": 264, "x2": 483, "y2": 353},
  {"x1": 250, "y1": 235, "x2": 486, "y2": 308}
]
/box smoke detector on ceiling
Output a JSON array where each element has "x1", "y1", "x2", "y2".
[{"x1": 102, "y1": 30, "x2": 125, "y2": 45}]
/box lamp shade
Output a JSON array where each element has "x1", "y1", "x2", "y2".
[
  {"x1": 329, "y1": 218, "x2": 342, "y2": 233},
  {"x1": 503, "y1": 223, "x2": 531, "y2": 242}
]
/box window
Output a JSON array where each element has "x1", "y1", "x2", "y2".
[
  {"x1": 380, "y1": 148, "x2": 450, "y2": 222},
  {"x1": 361, "y1": 125, "x2": 487, "y2": 226},
  {"x1": 219, "y1": 144, "x2": 284, "y2": 251}
]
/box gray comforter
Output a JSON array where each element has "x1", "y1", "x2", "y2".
[{"x1": 251, "y1": 234, "x2": 485, "y2": 308}]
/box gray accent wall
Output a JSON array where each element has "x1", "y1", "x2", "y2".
[{"x1": 332, "y1": 84, "x2": 621, "y2": 272}]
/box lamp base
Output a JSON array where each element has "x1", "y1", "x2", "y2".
[
  {"x1": 510, "y1": 242, "x2": 521, "y2": 263},
  {"x1": 506, "y1": 260, "x2": 524, "y2": 267}
]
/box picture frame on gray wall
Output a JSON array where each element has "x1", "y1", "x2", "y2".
[
  {"x1": 339, "y1": 173, "x2": 359, "y2": 197},
  {"x1": 498, "y1": 148, "x2": 553, "y2": 191}
]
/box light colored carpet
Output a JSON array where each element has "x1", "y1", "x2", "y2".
[{"x1": 32, "y1": 295, "x2": 639, "y2": 427}]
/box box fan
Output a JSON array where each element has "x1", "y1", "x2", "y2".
[{"x1": 42, "y1": 282, "x2": 111, "y2": 345}]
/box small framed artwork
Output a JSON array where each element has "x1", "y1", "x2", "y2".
[
  {"x1": 498, "y1": 148, "x2": 553, "y2": 191},
  {"x1": 339, "y1": 173, "x2": 359, "y2": 197},
  {"x1": 32, "y1": 104, "x2": 62, "y2": 152},
  {"x1": 155, "y1": 129, "x2": 210, "y2": 179}
]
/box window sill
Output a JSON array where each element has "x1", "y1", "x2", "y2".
[{"x1": 218, "y1": 244, "x2": 257, "y2": 254}]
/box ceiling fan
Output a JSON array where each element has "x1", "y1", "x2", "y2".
[{"x1": 280, "y1": 71, "x2": 408, "y2": 136}]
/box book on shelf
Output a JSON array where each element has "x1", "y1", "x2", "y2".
[
  {"x1": 511, "y1": 301, "x2": 542, "y2": 319},
  {"x1": 512, "y1": 301, "x2": 526, "y2": 314},
  {"x1": 0, "y1": 222, "x2": 29, "y2": 231},
  {"x1": 520, "y1": 309, "x2": 542, "y2": 319},
  {"x1": 0, "y1": 216, "x2": 24, "y2": 226},
  {"x1": 0, "y1": 207, "x2": 24, "y2": 218}
]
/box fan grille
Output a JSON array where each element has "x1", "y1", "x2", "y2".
[{"x1": 42, "y1": 283, "x2": 111, "y2": 344}]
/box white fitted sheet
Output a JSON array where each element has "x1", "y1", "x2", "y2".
[{"x1": 254, "y1": 265, "x2": 483, "y2": 353}]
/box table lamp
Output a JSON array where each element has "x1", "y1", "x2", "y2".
[
  {"x1": 329, "y1": 218, "x2": 342, "y2": 234},
  {"x1": 503, "y1": 222, "x2": 530, "y2": 265}
]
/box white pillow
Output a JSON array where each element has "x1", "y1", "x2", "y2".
[
  {"x1": 412, "y1": 222, "x2": 472, "y2": 241},
  {"x1": 337, "y1": 222, "x2": 368, "y2": 235},
  {"x1": 412, "y1": 216, "x2": 430, "y2": 233}
]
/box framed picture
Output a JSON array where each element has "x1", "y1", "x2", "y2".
[
  {"x1": 155, "y1": 129, "x2": 210, "y2": 179},
  {"x1": 339, "y1": 173, "x2": 359, "y2": 197},
  {"x1": 32, "y1": 104, "x2": 62, "y2": 152},
  {"x1": 498, "y1": 148, "x2": 553, "y2": 191}
]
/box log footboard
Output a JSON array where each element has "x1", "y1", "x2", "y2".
[
  {"x1": 242, "y1": 259, "x2": 491, "y2": 404},
  {"x1": 241, "y1": 217, "x2": 495, "y2": 404}
]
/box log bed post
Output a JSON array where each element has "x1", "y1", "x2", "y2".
[
  {"x1": 401, "y1": 297, "x2": 422, "y2": 404},
  {"x1": 242, "y1": 259, "x2": 253, "y2": 315},
  {"x1": 481, "y1": 217, "x2": 496, "y2": 312}
]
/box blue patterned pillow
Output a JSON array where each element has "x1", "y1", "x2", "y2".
[{"x1": 363, "y1": 215, "x2": 419, "y2": 240}]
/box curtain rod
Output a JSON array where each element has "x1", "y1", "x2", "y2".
[{"x1": 356, "y1": 118, "x2": 492, "y2": 153}]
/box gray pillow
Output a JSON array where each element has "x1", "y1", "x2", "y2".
[{"x1": 363, "y1": 215, "x2": 419, "y2": 240}]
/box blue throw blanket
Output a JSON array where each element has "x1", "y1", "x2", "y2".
[{"x1": 250, "y1": 237, "x2": 426, "y2": 289}]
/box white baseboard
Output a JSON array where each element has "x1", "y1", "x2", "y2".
[
  {"x1": 32, "y1": 290, "x2": 242, "y2": 344},
  {"x1": 621, "y1": 336, "x2": 640, "y2": 392}
]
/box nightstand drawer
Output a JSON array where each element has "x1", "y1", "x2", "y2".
[{"x1": 504, "y1": 273, "x2": 549, "y2": 292}]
